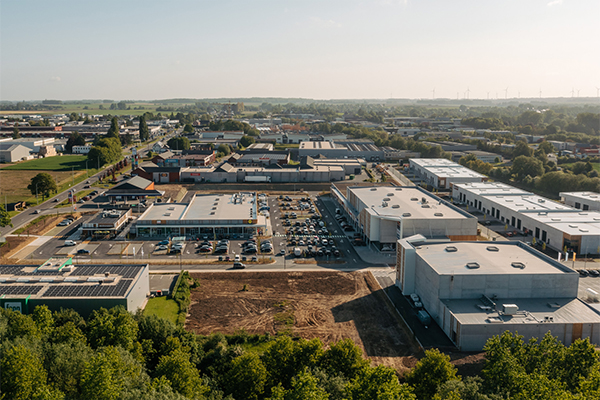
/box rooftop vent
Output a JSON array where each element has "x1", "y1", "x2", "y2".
[
  {"x1": 387, "y1": 193, "x2": 394, "y2": 196},
  {"x1": 434, "y1": 212, "x2": 443, "y2": 217},
  {"x1": 511, "y1": 262, "x2": 526, "y2": 269},
  {"x1": 383, "y1": 198, "x2": 391, "y2": 201},
  {"x1": 422, "y1": 204, "x2": 431, "y2": 208},
  {"x1": 392, "y1": 205, "x2": 400, "y2": 208},
  {"x1": 411, "y1": 198, "x2": 418, "y2": 201},
  {"x1": 579, "y1": 212, "x2": 588, "y2": 215},
  {"x1": 402, "y1": 212, "x2": 411, "y2": 217},
  {"x1": 569, "y1": 224, "x2": 578, "y2": 228},
  {"x1": 163, "y1": 213, "x2": 171, "y2": 217},
  {"x1": 395, "y1": 188, "x2": 402, "y2": 191},
  {"x1": 580, "y1": 228, "x2": 589, "y2": 232},
  {"x1": 538, "y1": 199, "x2": 545, "y2": 203},
  {"x1": 210, "y1": 212, "x2": 215, "y2": 215},
  {"x1": 487, "y1": 246, "x2": 499, "y2": 252},
  {"x1": 370, "y1": 188, "x2": 377, "y2": 191},
  {"x1": 466, "y1": 262, "x2": 480, "y2": 269},
  {"x1": 445, "y1": 246, "x2": 458, "y2": 252},
  {"x1": 551, "y1": 218, "x2": 561, "y2": 221}
]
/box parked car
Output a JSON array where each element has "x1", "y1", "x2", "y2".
[
  {"x1": 77, "y1": 249, "x2": 90, "y2": 254},
  {"x1": 156, "y1": 245, "x2": 168, "y2": 251},
  {"x1": 158, "y1": 240, "x2": 170, "y2": 246}
]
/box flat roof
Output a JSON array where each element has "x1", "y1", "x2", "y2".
[
  {"x1": 348, "y1": 186, "x2": 473, "y2": 220},
  {"x1": 455, "y1": 182, "x2": 600, "y2": 235},
  {"x1": 0, "y1": 264, "x2": 146, "y2": 300},
  {"x1": 442, "y1": 297, "x2": 600, "y2": 325},
  {"x1": 410, "y1": 158, "x2": 485, "y2": 179},
  {"x1": 560, "y1": 191, "x2": 600, "y2": 204},
  {"x1": 299, "y1": 141, "x2": 346, "y2": 150},
  {"x1": 416, "y1": 241, "x2": 574, "y2": 276},
  {"x1": 184, "y1": 193, "x2": 256, "y2": 220},
  {"x1": 140, "y1": 203, "x2": 188, "y2": 221}
]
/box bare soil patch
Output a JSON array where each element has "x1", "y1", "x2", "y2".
[
  {"x1": 187, "y1": 271, "x2": 420, "y2": 371},
  {"x1": 0, "y1": 236, "x2": 36, "y2": 262}
]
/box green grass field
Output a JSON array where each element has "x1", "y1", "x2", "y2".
[
  {"x1": 3, "y1": 155, "x2": 90, "y2": 171},
  {"x1": 144, "y1": 296, "x2": 179, "y2": 324},
  {"x1": 562, "y1": 162, "x2": 600, "y2": 173}
]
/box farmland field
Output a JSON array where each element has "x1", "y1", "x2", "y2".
[
  {"x1": 0, "y1": 169, "x2": 87, "y2": 205},
  {"x1": 3, "y1": 155, "x2": 89, "y2": 171}
]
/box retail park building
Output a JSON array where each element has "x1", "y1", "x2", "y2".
[{"x1": 132, "y1": 192, "x2": 268, "y2": 238}]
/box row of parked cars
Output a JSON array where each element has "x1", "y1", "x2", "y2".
[
  {"x1": 578, "y1": 269, "x2": 600, "y2": 277},
  {"x1": 242, "y1": 239, "x2": 273, "y2": 254}
]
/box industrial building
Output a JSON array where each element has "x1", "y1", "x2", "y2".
[
  {"x1": 331, "y1": 184, "x2": 478, "y2": 248},
  {"x1": 560, "y1": 192, "x2": 600, "y2": 211},
  {"x1": 180, "y1": 156, "x2": 345, "y2": 183},
  {"x1": 81, "y1": 209, "x2": 133, "y2": 239},
  {"x1": 453, "y1": 182, "x2": 600, "y2": 255},
  {"x1": 396, "y1": 239, "x2": 600, "y2": 351},
  {"x1": 298, "y1": 139, "x2": 386, "y2": 161},
  {"x1": 410, "y1": 158, "x2": 487, "y2": 190},
  {"x1": 0, "y1": 143, "x2": 30, "y2": 162},
  {"x1": 0, "y1": 258, "x2": 149, "y2": 317},
  {"x1": 132, "y1": 192, "x2": 269, "y2": 238},
  {"x1": 105, "y1": 176, "x2": 165, "y2": 201}
]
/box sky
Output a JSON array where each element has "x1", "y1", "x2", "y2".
[{"x1": 1, "y1": 0, "x2": 599, "y2": 101}]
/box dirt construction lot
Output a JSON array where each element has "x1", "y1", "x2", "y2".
[{"x1": 187, "y1": 271, "x2": 420, "y2": 371}]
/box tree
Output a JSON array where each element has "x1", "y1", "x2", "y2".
[
  {"x1": 511, "y1": 156, "x2": 544, "y2": 181},
  {"x1": 0, "y1": 204, "x2": 12, "y2": 227},
  {"x1": 106, "y1": 117, "x2": 120, "y2": 139},
  {"x1": 183, "y1": 123, "x2": 194, "y2": 133},
  {"x1": 224, "y1": 353, "x2": 267, "y2": 400},
  {"x1": 167, "y1": 136, "x2": 190, "y2": 151},
  {"x1": 28, "y1": 173, "x2": 58, "y2": 200},
  {"x1": 347, "y1": 365, "x2": 416, "y2": 400},
  {"x1": 12, "y1": 125, "x2": 21, "y2": 139},
  {"x1": 80, "y1": 346, "x2": 144, "y2": 400},
  {"x1": 217, "y1": 144, "x2": 231, "y2": 156},
  {"x1": 405, "y1": 348, "x2": 458, "y2": 400},
  {"x1": 513, "y1": 141, "x2": 533, "y2": 158},
  {"x1": 155, "y1": 349, "x2": 208, "y2": 399},
  {"x1": 32, "y1": 305, "x2": 55, "y2": 336},
  {"x1": 88, "y1": 137, "x2": 122, "y2": 167},
  {"x1": 139, "y1": 115, "x2": 149, "y2": 142},
  {"x1": 320, "y1": 339, "x2": 369, "y2": 380},
  {"x1": 65, "y1": 131, "x2": 86, "y2": 153},
  {"x1": 538, "y1": 141, "x2": 555, "y2": 154},
  {"x1": 87, "y1": 306, "x2": 139, "y2": 351},
  {"x1": 0, "y1": 344, "x2": 61, "y2": 400},
  {"x1": 240, "y1": 135, "x2": 255, "y2": 148}
]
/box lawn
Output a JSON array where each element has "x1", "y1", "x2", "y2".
[
  {"x1": 3, "y1": 155, "x2": 90, "y2": 171},
  {"x1": 0, "y1": 169, "x2": 83, "y2": 206},
  {"x1": 144, "y1": 296, "x2": 179, "y2": 324},
  {"x1": 562, "y1": 162, "x2": 600, "y2": 173}
]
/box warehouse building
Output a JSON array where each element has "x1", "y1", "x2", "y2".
[
  {"x1": 133, "y1": 192, "x2": 269, "y2": 238},
  {"x1": 396, "y1": 239, "x2": 600, "y2": 351},
  {"x1": 453, "y1": 182, "x2": 600, "y2": 255},
  {"x1": 560, "y1": 192, "x2": 600, "y2": 211},
  {"x1": 410, "y1": 158, "x2": 487, "y2": 190},
  {"x1": 0, "y1": 143, "x2": 30, "y2": 162},
  {"x1": 0, "y1": 258, "x2": 149, "y2": 317},
  {"x1": 331, "y1": 184, "x2": 478, "y2": 248}
]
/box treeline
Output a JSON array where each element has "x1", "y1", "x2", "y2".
[
  {"x1": 3, "y1": 304, "x2": 600, "y2": 400},
  {"x1": 462, "y1": 111, "x2": 599, "y2": 143}
]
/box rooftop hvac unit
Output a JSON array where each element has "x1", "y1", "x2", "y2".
[{"x1": 502, "y1": 304, "x2": 519, "y2": 315}]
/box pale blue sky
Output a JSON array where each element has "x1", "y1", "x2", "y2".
[{"x1": 1, "y1": 0, "x2": 598, "y2": 101}]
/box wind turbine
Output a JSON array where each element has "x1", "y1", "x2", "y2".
[
  {"x1": 596, "y1": 87, "x2": 600, "y2": 98},
  {"x1": 577, "y1": 89, "x2": 581, "y2": 98},
  {"x1": 465, "y1": 87, "x2": 470, "y2": 100},
  {"x1": 432, "y1": 88, "x2": 435, "y2": 99},
  {"x1": 487, "y1": 92, "x2": 490, "y2": 100},
  {"x1": 504, "y1": 87, "x2": 508, "y2": 99},
  {"x1": 539, "y1": 89, "x2": 542, "y2": 99},
  {"x1": 571, "y1": 88, "x2": 575, "y2": 98}
]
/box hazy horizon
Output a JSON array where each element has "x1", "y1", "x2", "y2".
[{"x1": 1, "y1": 0, "x2": 598, "y2": 101}]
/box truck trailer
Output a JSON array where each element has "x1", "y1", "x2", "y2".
[{"x1": 244, "y1": 175, "x2": 271, "y2": 183}]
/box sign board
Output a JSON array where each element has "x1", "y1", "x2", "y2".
[{"x1": 5, "y1": 302, "x2": 22, "y2": 312}]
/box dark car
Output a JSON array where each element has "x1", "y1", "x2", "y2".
[
  {"x1": 589, "y1": 270, "x2": 600, "y2": 277},
  {"x1": 77, "y1": 249, "x2": 90, "y2": 254},
  {"x1": 578, "y1": 269, "x2": 589, "y2": 277},
  {"x1": 232, "y1": 262, "x2": 246, "y2": 270}
]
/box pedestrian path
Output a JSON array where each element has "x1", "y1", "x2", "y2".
[{"x1": 370, "y1": 268, "x2": 396, "y2": 289}]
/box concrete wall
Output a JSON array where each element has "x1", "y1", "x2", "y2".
[
  {"x1": 456, "y1": 321, "x2": 600, "y2": 352},
  {"x1": 414, "y1": 257, "x2": 442, "y2": 319},
  {"x1": 434, "y1": 272, "x2": 578, "y2": 300}
]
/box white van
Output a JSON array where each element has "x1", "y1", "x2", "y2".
[{"x1": 64, "y1": 240, "x2": 77, "y2": 246}]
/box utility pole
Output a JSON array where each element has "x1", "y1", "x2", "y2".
[{"x1": 72, "y1": 167, "x2": 74, "y2": 186}]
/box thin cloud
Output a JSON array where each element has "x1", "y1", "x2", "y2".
[
  {"x1": 50, "y1": 76, "x2": 61, "y2": 82},
  {"x1": 547, "y1": 0, "x2": 563, "y2": 6},
  {"x1": 309, "y1": 17, "x2": 342, "y2": 28}
]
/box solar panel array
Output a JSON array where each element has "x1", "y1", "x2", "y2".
[
  {"x1": 0, "y1": 285, "x2": 43, "y2": 295},
  {"x1": 69, "y1": 265, "x2": 143, "y2": 279},
  {"x1": 42, "y1": 279, "x2": 132, "y2": 298}
]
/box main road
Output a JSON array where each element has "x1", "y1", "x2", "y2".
[{"x1": 0, "y1": 130, "x2": 178, "y2": 238}]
